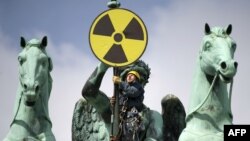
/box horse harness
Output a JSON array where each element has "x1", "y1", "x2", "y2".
[{"x1": 187, "y1": 71, "x2": 234, "y2": 120}]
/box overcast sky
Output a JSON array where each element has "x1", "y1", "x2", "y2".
[{"x1": 1, "y1": 0, "x2": 250, "y2": 140}]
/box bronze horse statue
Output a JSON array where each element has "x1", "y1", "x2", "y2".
[
  {"x1": 4, "y1": 37, "x2": 55, "y2": 141},
  {"x1": 179, "y1": 23, "x2": 238, "y2": 141}
]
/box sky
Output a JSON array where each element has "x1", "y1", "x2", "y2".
[{"x1": 1, "y1": 0, "x2": 250, "y2": 140}]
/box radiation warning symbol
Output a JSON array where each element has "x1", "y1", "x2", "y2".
[{"x1": 89, "y1": 8, "x2": 148, "y2": 67}]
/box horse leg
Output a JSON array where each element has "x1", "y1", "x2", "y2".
[{"x1": 3, "y1": 124, "x2": 30, "y2": 141}]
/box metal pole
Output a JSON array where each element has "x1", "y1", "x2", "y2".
[
  {"x1": 111, "y1": 67, "x2": 120, "y2": 140},
  {"x1": 107, "y1": 1, "x2": 121, "y2": 140}
]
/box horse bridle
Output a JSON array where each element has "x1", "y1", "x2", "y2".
[{"x1": 186, "y1": 71, "x2": 234, "y2": 120}]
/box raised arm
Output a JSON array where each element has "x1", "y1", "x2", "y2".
[{"x1": 81, "y1": 62, "x2": 112, "y2": 123}]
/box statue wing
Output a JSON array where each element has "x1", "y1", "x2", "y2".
[
  {"x1": 72, "y1": 98, "x2": 109, "y2": 141},
  {"x1": 161, "y1": 94, "x2": 186, "y2": 141}
]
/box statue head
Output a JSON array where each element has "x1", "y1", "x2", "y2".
[
  {"x1": 199, "y1": 23, "x2": 238, "y2": 83},
  {"x1": 18, "y1": 36, "x2": 53, "y2": 106}
]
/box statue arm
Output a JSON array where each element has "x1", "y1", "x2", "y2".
[
  {"x1": 81, "y1": 62, "x2": 109, "y2": 101},
  {"x1": 81, "y1": 62, "x2": 112, "y2": 123}
]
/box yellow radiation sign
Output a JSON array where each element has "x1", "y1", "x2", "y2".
[{"x1": 89, "y1": 8, "x2": 148, "y2": 67}]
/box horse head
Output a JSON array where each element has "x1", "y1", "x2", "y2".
[
  {"x1": 199, "y1": 23, "x2": 238, "y2": 83},
  {"x1": 18, "y1": 36, "x2": 53, "y2": 106},
  {"x1": 179, "y1": 24, "x2": 238, "y2": 141}
]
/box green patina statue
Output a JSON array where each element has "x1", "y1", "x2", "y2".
[
  {"x1": 72, "y1": 60, "x2": 186, "y2": 141},
  {"x1": 4, "y1": 37, "x2": 56, "y2": 141},
  {"x1": 179, "y1": 23, "x2": 238, "y2": 141}
]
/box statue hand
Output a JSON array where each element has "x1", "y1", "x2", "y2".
[
  {"x1": 98, "y1": 62, "x2": 110, "y2": 72},
  {"x1": 88, "y1": 62, "x2": 110, "y2": 85}
]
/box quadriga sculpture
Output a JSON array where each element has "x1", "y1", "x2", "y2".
[
  {"x1": 4, "y1": 37, "x2": 56, "y2": 141},
  {"x1": 72, "y1": 60, "x2": 186, "y2": 141},
  {"x1": 179, "y1": 23, "x2": 238, "y2": 141}
]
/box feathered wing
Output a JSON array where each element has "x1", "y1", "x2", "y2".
[
  {"x1": 72, "y1": 98, "x2": 109, "y2": 141},
  {"x1": 161, "y1": 94, "x2": 186, "y2": 141}
]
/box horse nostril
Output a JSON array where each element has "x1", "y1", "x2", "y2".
[
  {"x1": 234, "y1": 62, "x2": 238, "y2": 69},
  {"x1": 24, "y1": 84, "x2": 27, "y2": 90},
  {"x1": 35, "y1": 85, "x2": 39, "y2": 92},
  {"x1": 220, "y1": 61, "x2": 227, "y2": 70}
]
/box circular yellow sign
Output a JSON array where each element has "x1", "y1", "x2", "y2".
[{"x1": 89, "y1": 8, "x2": 148, "y2": 67}]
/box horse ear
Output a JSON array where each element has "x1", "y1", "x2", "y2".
[
  {"x1": 41, "y1": 36, "x2": 48, "y2": 48},
  {"x1": 20, "y1": 36, "x2": 26, "y2": 48},
  {"x1": 226, "y1": 24, "x2": 232, "y2": 35},
  {"x1": 205, "y1": 23, "x2": 211, "y2": 35}
]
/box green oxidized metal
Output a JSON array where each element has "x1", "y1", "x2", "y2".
[
  {"x1": 179, "y1": 23, "x2": 237, "y2": 141},
  {"x1": 72, "y1": 60, "x2": 186, "y2": 141},
  {"x1": 4, "y1": 37, "x2": 55, "y2": 141}
]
